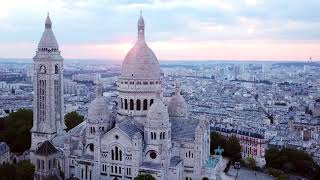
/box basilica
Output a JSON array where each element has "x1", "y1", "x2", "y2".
[{"x1": 30, "y1": 13, "x2": 221, "y2": 180}]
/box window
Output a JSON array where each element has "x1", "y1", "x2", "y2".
[
  {"x1": 160, "y1": 132, "x2": 165, "y2": 139},
  {"x1": 111, "y1": 146, "x2": 122, "y2": 161},
  {"x1": 121, "y1": 98, "x2": 123, "y2": 109},
  {"x1": 150, "y1": 99, "x2": 154, "y2": 106},
  {"x1": 150, "y1": 151, "x2": 157, "y2": 159},
  {"x1": 136, "y1": 99, "x2": 141, "y2": 110},
  {"x1": 125, "y1": 99, "x2": 128, "y2": 110},
  {"x1": 102, "y1": 164, "x2": 107, "y2": 172},
  {"x1": 39, "y1": 65, "x2": 46, "y2": 74},
  {"x1": 130, "y1": 99, "x2": 134, "y2": 110},
  {"x1": 41, "y1": 160, "x2": 44, "y2": 170},
  {"x1": 54, "y1": 65, "x2": 59, "y2": 74},
  {"x1": 81, "y1": 169, "x2": 84, "y2": 179},
  {"x1": 90, "y1": 127, "x2": 95, "y2": 134},
  {"x1": 143, "y1": 99, "x2": 148, "y2": 110},
  {"x1": 37, "y1": 159, "x2": 40, "y2": 170},
  {"x1": 151, "y1": 132, "x2": 156, "y2": 140},
  {"x1": 127, "y1": 168, "x2": 131, "y2": 175}
]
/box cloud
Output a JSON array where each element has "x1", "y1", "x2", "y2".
[{"x1": 0, "y1": 0, "x2": 319, "y2": 60}]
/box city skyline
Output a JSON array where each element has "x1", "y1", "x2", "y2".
[{"x1": 0, "y1": 0, "x2": 319, "y2": 61}]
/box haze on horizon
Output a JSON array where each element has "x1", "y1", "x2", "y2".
[{"x1": 0, "y1": 0, "x2": 319, "y2": 61}]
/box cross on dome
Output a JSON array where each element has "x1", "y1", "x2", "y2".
[
  {"x1": 137, "y1": 11, "x2": 145, "y2": 41},
  {"x1": 96, "y1": 83, "x2": 103, "y2": 97},
  {"x1": 175, "y1": 81, "x2": 181, "y2": 95},
  {"x1": 45, "y1": 13, "x2": 52, "y2": 29}
]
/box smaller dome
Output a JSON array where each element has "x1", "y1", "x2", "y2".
[
  {"x1": 168, "y1": 81, "x2": 187, "y2": 117},
  {"x1": 88, "y1": 84, "x2": 109, "y2": 121},
  {"x1": 147, "y1": 91, "x2": 169, "y2": 122}
]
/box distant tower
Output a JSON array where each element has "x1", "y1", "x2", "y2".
[{"x1": 31, "y1": 14, "x2": 65, "y2": 150}]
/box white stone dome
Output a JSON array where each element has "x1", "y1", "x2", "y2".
[
  {"x1": 147, "y1": 92, "x2": 169, "y2": 122},
  {"x1": 168, "y1": 82, "x2": 187, "y2": 117},
  {"x1": 121, "y1": 13, "x2": 161, "y2": 80},
  {"x1": 88, "y1": 84, "x2": 109, "y2": 121}
]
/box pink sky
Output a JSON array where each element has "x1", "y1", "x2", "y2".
[{"x1": 0, "y1": 40, "x2": 319, "y2": 61}]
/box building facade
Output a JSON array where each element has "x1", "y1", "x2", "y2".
[
  {"x1": 212, "y1": 126, "x2": 266, "y2": 167},
  {"x1": 30, "y1": 13, "x2": 221, "y2": 180}
]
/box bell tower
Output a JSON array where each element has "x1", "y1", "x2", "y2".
[{"x1": 31, "y1": 13, "x2": 66, "y2": 150}]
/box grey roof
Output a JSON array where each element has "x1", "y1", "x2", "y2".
[
  {"x1": 38, "y1": 14, "x2": 59, "y2": 49},
  {"x1": 68, "y1": 121, "x2": 87, "y2": 137},
  {"x1": 171, "y1": 117, "x2": 199, "y2": 141},
  {"x1": 35, "y1": 141, "x2": 58, "y2": 156},
  {"x1": 170, "y1": 156, "x2": 182, "y2": 167},
  {"x1": 52, "y1": 134, "x2": 70, "y2": 148},
  {"x1": 141, "y1": 162, "x2": 161, "y2": 170},
  {"x1": 0, "y1": 142, "x2": 9, "y2": 155},
  {"x1": 118, "y1": 118, "x2": 143, "y2": 138}
]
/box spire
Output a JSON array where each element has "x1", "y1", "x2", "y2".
[
  {"x1": 45, "y1": 12, "x2": 52, "y2": 29},
  {"x1": 155, "y1": 89, "x2": 161, "y2": 100},
  {"x1": 37, "y1": 13, "x2": 59, "y2": 50},
  {"x1": 175, "y1": 81, "x2": 181, "y2": 95},
  {"x1": 137, "y1": 11, "x2": 145, "y2": 41}
]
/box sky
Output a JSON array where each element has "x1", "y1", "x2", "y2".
[{"x1": 0, "y1": 0, "x2": 319, "y2": 61}]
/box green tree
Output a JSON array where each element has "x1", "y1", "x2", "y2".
[
  {"x1": 0, "y1": 163, "x2": 16, "y2": 180},
  {"x1": 0, "y1": 160, "x2": 34, "y2": 180},
  {"x1": 0, "y1": 109, "x2": 33, "y2": 153},
  {"x1": 64, "y1": 111, "x2": 84, "y2": 131},
  {"x1": 16, "y1": 160, "x2": 35, "y2": 180},
  {"x1": 225, "y1": 136, "x2": 241, "y2": 160},
  {"x1": 266, "y1": 148, "x2": 316, "y2": 178},
  {"x1": 210, "y1": 132, "x2": 241, "y2": 160},
  {"x1": 244, "y1": 157, "x2": 256, "y2": 169},
  {"x1": 134, "y1": 174, "x2": 156, "y2": 180},
  {"x1": 210, "y1": 132, "x2": 226, "y2": 155}
]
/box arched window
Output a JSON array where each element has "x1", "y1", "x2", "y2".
[
  {"x1": 160, "y1": 132, "x2": 162, "y2": 139},
  {"x1": 143, "y1": 99, "x2": 148, "y2": 110},
  {"x1": 55, "y1": 65, "x2": 59, "y2": 74},
  {"x1": 39, "y1": 65, "x2": 46, "y2": 74},
  {"x1": 120, "y1": 98, "x2": 123, "y2": 109},
  {"x1": 130, "y1": 99, "x2": 134, "y2": 110},
  {"x1": 150, "y1": 99, "x2": 154, "y2": 106},
  {"x1": 163, "y1": 132, "x2": 165, "y2": 139},
  {"x1": 136, "y1": 99, "x2": 141, "y2": 110},
  {"x1": 115, "y1": 146, "x2": 118, "y2": 160},
  {"x1": 124, "y1": 99, "x2": 128, "y2": 110},
  {"x1": 111, "y1": 146, "x2": 122, "y2": 161}
]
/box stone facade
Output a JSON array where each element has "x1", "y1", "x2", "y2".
[
  {"x1": 30, "y1": 13, "x2": 221, "y2": 180},
  {"x1": 0, "y1": 142, "x2": 10, "y2": 164}
]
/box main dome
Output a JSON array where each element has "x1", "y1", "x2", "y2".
[{"x1": 120, "y1": 13, "x2": 161, "y2": 80}]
